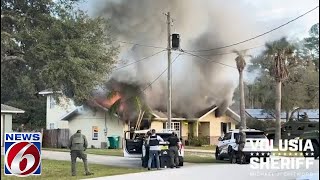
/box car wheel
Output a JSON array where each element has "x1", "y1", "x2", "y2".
[
  {"x1": 215, "y1": 147, "x2": 223, "y2": 160},
  {"x1": 179, "y1": 157, "x2": 184, "y2": 166}
]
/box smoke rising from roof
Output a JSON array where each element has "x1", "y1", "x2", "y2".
[{"x1": 93, "y1": 0, "x2": 258, "y2": 117}]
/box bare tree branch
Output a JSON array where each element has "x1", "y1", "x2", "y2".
[{"x1": 1, "y1": 56, "x2": 26, "y2": 64}]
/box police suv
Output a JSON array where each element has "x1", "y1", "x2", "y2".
[
  {"x1": 215, "y1": 129, "x2": 271, "y2": 163},
  {"x1": 123, "y1": 129, "x2": 184, "y2": 167}
]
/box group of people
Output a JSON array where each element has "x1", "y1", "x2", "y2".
[
  {"x1": 144, "y1": 129, "x2": 181, "y2": 170},
  {"x1": 68, "y1": 129, "x2": 182, "y2": 176}
]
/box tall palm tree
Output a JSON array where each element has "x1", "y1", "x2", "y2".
[
  {"x1": 264, "y1": 38, "x2": 294, "y2": 146},
  {"x1": 233, "y1": 50, "x2": 251, "y2": 128}
]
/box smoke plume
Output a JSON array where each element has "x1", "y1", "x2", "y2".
[{"x1": 92, "y1": 0, "x2": 258, "y2": 118}]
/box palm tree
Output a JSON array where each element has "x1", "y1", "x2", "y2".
[
  {"x1": 264, "y1": 38, "x2": 294, "y2": 147},
  {"x1": 233, "y1": 50, "x2": 251, "y2": 128}
]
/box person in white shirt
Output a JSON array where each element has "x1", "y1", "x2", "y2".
[{"x1": 147, "y1": 129, "x2": 164, "y2": 170}]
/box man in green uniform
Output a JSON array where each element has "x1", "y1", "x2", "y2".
[
  {"x1": 68, "y1": 130, "x2": 93, "y2": 176},
  {"x1": 237, "y1": 126, "x2": 246, "y2": 164}
]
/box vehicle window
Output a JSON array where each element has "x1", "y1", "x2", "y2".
[
  {"x1": 285, "y1": 126, "x2": 292, "y2": 130},
  {"x1": 223, "y1": 133, "x2": 232, "y2": 140},
  {"x1": 308, "y1": 124, "x2": 316, "y2": 128},
  {"x1": 234, "y1": 133, "x2": 239, "y2": 140},
  {"x1": 244, "y1": 131, "x2": 266, "y2": 138},
  {"x1": 297, "y1": 126, "x2": 305, "y2": 130},
  {"x1": 157, "y1": 133, "x2": 172, "y2": 141}
]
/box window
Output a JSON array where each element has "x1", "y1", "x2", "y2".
[
  {"x1": 92, "y1": 126, "x2": 99, "y2": 140},
  {"x1": 234, "y1": 132, "x2": 266, "y2": 139},
  {"x1": 297, "y1": 126, "x2": 305, "y2": 130},
  {"x1": 165, "y1": 122, "x2": 180, "y2": 137},
  {"x1": 49, "y1": 123, "x2": 55, "y2": 129},
  {"x1": 223, "y1": 132, "x2": 232, "y2": 140},
  {"x1": 49, "y1": 96, "x2": 56, "y2": 109}
]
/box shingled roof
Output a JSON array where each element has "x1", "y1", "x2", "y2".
[{"x1": 1, "y1": 104, "x2": 25, "y2": 114}]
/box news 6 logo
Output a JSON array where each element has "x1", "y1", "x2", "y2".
[{"x1": 4, "y1": 133, "x2": 42, "y2": 177}]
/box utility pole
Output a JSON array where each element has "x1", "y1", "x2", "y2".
[{"x1": 166, "y1": 12, "x2": 172, "y2": 130}]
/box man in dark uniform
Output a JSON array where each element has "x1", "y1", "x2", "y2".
[
  {"x1": 237, "y1": 126, "x2": 246, "y2": 164},
  {"x1": 68, "y1": 130, "x2": 93, "y2": 176},
  {"x1": 168, "y1": 132, "x2": 180, "y2": 168}
]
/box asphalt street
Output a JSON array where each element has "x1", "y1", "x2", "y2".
[{"x1": 85, "y1": 159, "x2": 319, "y2": 180}]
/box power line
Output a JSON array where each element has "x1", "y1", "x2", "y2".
[
  {"x1": 115, "y1": 41, "x2": 167, "y2": 50},
  {"x1": 114, "y1": 50, "x2": 166, "y2": 71},
  {"x1": 182, "y1": 51, "x2": 240, "y2": 70},
  {"x1": 184, "y1": 6, "x2": 319, "y2": 52},
  {"x1": 182, "y1": 45, "x2": 265, "y2": 57},
  {"x1": 184, "y1": 51, "x2": 319, "y2": 88}
]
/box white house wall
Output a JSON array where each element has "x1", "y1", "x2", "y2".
[
  {"x1": 1, "y1": 114, "x2": 13, "y2": 146},
  {"x1": 46, "y1": 95, "x2": 74, "y2": 129},
  {"x1": 68, "y1": 109, "x2": 124, "y2": 148}
]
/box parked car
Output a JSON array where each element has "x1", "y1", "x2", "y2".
[
  {"x1": 215, "y1": 129, "x2": 271, "y2": 163},
  {"x1": 123, "y1": 129, "x2": 184, "y2": 167}
]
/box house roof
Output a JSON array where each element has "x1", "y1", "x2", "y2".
[
  {"x1": 245, "y1": 109, "x2": 319, "y2": 121},
  {"x1": 150, "y1": 106, "x2": 240, "y2": 122},
  {"x1": 291, "y1": 109, "x2": 319, "y2": 119},
  {"x1": 60, "y1": 106, "x2": 84, "y2": 121},
  {"x1": 245, "y1": 109, "x2": 276, "y2": 119},
  {"x1": 60, "y1": 101, "x2": 119, "y2": 121},
  {"x1": 1, "y1": 104, "x2": 25, "y2": 114}
]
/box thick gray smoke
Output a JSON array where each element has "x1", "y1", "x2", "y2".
[{"x1": 92, "y1": 0, "x2": 259, "y2": 117}]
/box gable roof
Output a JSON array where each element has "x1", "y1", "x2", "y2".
[
  {"x1": 149, "y1": 106, "x2": 240, "y2": 122},
  {"x1": 1, "y1": 104, "x2": 25, "y2": 114},
  {"x1": 60, "y1": 101, "x2": 119, "y2": 121},
  {"x1": 60, "y1": 106, "x2": 84, "y2": 121},
  {"x1": 291, "y1": 109, "x2": 319, "y2": 119}
]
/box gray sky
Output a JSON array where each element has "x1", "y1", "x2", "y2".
[{"x1": 78, "y1": 0, "x2": 319, "y2": 83}]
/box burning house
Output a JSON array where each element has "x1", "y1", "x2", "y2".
[{"x1": 40, "y1": 0, "x2": 259, "y2": 147}]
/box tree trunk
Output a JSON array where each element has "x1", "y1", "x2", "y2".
[
  {"x1": 239, "y1": 71, "x2": 246, "y2": 128},
  {"x1": 275, "y1": 81, "x2": 282, "y2": 147}
]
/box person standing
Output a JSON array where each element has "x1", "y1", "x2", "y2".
[
  {"x1": 17, "y1": 124, "x2": 25, "y2": 132},
  {"x1": 168, "y1": 132, "x2": 180, "y2": 168},
  {"x1": 237, "y1": 126, "x2": 246, "y2": 164},
  {"x1": 68, "y1": 130, "x2": 93, "y2": 176},
  {"x1": 147, "y1": 129, "x2": 164, "y2": 170}
]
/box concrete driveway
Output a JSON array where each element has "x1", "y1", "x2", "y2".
[{"x1": 85, "y1": 159, "x2": 319, "y2": 180}]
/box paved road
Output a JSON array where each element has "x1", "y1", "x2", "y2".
[{"x1": 86, "y1": 159, "x2": 319, "y2": 180}]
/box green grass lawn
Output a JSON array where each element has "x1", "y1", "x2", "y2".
[
  {"x1": 1, "y1": 156, "x2": 144, "y2": 180},
  {"x1": 43, "y1": 148, "x2": 124, "y2": 157},
  {"x1": 184, "y1": 145, "x2": 216, "y2": 151},
  {"x1": 43, "y1": 148, "x2": 221, "y2": 163}
]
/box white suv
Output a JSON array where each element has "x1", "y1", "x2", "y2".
[{"x1": 215, "y1": 129, "x2": 271, "y2": 163}]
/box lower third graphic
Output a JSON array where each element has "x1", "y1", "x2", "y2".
[{"x1": 4, "y1": 133, "x2": 42, "y2": 177}]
